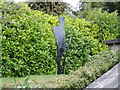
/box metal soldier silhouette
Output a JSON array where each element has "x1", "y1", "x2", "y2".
[{"x1": 53, "y1": 17, "x2": 66, "y2": 74}]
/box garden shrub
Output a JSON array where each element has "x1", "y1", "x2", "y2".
[
  {"x1": 55, "y1": 50, "x2": 119, "y2": 88},
  {"x1": 78, "y1": 8, "x2": 120, "y2": 41},
  {"x1": 28, "y1": 2, "x2": 68, "y2": 15},
  {"x1": 62, "y1": 16, "x2": 108, "y2": 73},
  {"x1": 1, "y1": 2, "x2": 108, "y2": 77}
]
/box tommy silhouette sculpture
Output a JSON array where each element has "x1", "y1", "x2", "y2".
[{"x1": 53, "y1": 17, "x2": 72, "y2": 74}]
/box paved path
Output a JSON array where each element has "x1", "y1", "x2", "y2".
[{"x1": 86, "y1": 62, "x2": 120, "y2": 88}]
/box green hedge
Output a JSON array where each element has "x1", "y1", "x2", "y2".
[
  {"x1": 53, "y1": 50, "x2": 119, "y2": 88},
  {"x1": 1, "y1": 2, "x2": 114, "y2": 77},
  {"x1": 78, "y1": 8, "x2": 120, "y2": 41}
]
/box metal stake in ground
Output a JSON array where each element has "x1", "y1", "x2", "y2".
[{"x1": 53, "y1": 17, "x2": 66, "y2": 74}]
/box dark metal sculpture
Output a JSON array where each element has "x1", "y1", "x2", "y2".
[{"x1": 53, "y1": 17, "x2": 72, "y2": 74}]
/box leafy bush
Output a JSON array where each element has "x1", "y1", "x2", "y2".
[
  {"x1": 62, "y1": 16, "x2": 108, "y2": 73},
  {"x1": 1, "y1": 2, "x2": 58, "y2": 77},
  {"x1": 28, "y1": 2, "x2": 68, "y2": 15},
  {"x1": 78, "y1": 8, "x2": 120, "y2": 41},
  {"x1": 1, "y1": 2, "x2": 108, "y2": 77},
  {"x1": 55, "y1": 50, "x2": 119, "y2": 88}
]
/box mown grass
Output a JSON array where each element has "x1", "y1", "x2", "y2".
[{"x1": 0, "y1": 75, "x2": 67, "y2": 88}]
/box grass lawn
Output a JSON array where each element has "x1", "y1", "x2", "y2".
[{"x1": 0, "y1": 74, "x2": 67, "y2": 88}]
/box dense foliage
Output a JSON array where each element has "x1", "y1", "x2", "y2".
[
  {"x1": 90, "y1": 2, "x2": 120, "y2": 15},
  {"x1": 78, "y1": 8, "x2": 120, "y2": 39},
  {"x1": 53, "y1": 50, "x2": 119, "y2": 88},
  {"x1": 1, "y1": 2, "x2": 58, "y2": 77},
  {"x1": 1, "y1": 2, "x2": 118, "y2": 77},
  {"x1": 28, "y1": 2, "x2": 68, "y2": 15}
]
